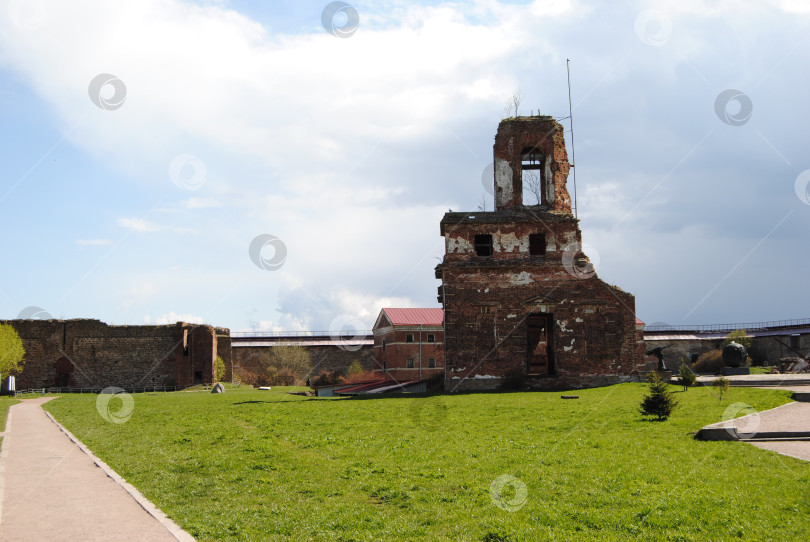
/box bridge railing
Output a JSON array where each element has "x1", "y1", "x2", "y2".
[
  {"x1": 12, "y1": 385, "x2": 187, "y2": 396},
  {"x1": 231, "y1": 330, "x2": 373, "y2": 338},
  {"x1": 644, "y1": 318, "x2": 810, "y2": 333}
]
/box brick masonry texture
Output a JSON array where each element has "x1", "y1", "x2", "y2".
[
  {"x1": 436, "y1": 116, "x2": 643, "y2": 391},
  {"x1": 1, "y1": 319, "x2": 231, "y2": 389},
  {"x1": 373, "y1": 325, "x2": 445, "y2": 382}
]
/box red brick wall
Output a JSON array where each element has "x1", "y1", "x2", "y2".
[
  {"x1": 373, "y1": 325, "x2": 444, "y2": 380},
  {"x1": 174, "y1": 325, "x2": 218, "y2": 387},
  {"x1": 1, "y1": 319, "x2": 225, "y2": 389},
  {"x1": 440, "y1": 264, "x2": 641, "y2": 389},
  {"x1": 437, "y1": 116, "x2": 642, "y2": 391},
  {"x1": 493, "y1": 117, "x2": 572, "y2": 212}
]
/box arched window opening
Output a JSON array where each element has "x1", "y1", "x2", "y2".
[{"x1": 521, "y1": 147, "x2": 545, "y2": 206}]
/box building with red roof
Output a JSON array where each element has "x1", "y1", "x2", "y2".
[{"x1": 372, "y1": 308, "x2": 444, "y2": 381}]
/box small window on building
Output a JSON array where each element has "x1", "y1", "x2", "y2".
[
  {"x1": 427, "y1": 333, "x2": 435, "y2": 343},
  {"x1": 407, "y1": 358, "x2": 414, "y2": 368},
  {"x1": 529, "y1": 233, "x2": 546, "y2": 256},
  {"x1": 474, "y1": 234, "x2": 493, "y2": 257},
  {"x1": 382, "y1": 340, "x2": 386, "y2": 351},
  {"x1": 406, "y1": 334, "x2": 414, "y2": 343},
  {"x1": 428, "y1": 357, "x2": 436, "y2": 368}
]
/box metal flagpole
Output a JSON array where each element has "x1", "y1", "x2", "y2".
[{"x1": 567, "y1": 59, "x2": 578, "y2": 220}]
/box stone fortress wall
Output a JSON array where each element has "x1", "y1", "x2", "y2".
[
  {"x1": 4, "y1": 317, "x2": 807, "y2": 392},
  {"x1": 1, "y1": 319, "x2": 231, "y2": 390}
]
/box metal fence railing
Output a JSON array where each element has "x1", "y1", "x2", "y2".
[
  {"x1": 230, "y1": 330, "x2": 373, "y2": 338},
  {"x1": 644, "y1": 318, "x2": 810, "y2": 333},
  {"x1": 13, "y1": 386, "x2": 186, "y2": 397},
  {"x1": 12, "y1": 388, "x2": 46, "y2": 396},
  {"x1": 10, "y1": 383, "x2": 249, "y2": 397}
]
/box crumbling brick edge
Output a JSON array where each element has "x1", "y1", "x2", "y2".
[{"x1": 42, "y1": 404, "x2": 197, "y2": 542}]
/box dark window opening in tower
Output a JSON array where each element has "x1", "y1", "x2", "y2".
[
  {"x1": 521, "y1": 147, "x2": 544, "y2": 206},
  {"x1": 474, "y1": 234, "x2": 493, "y2": 257},
  {"x1": 529, "y1": 233, "x2": 546, "y2": 256}
]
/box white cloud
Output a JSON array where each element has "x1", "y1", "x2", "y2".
[
  {"x1": 144, "y1": 312, "x2": 205, "y2": 325},
  {"x1": 0, "y1": 0, "x2": 541, "y2": 179},
  {"x1": 779, "y1": 0, "x2": 810, "y2": 14},
  {"x1": 2, "y1": 0, "x2": 809, "y2": 330},
  {"x1": 117, "y1": 217, "x2": 196, "y2": 234},
  {"x1": 75, "y1": 238, "x2": 112, "y2": 246},
  {"x1": 183, "y1": 197, "x2": 223, "y2": 209},
  {"x1": 117, "y1": 218, "x2": 161, "y2": 232}
]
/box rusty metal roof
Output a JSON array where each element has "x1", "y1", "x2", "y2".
[
  {"x1": 334, "y1": 379, "x2": 426, "y2": 395},
  {"x1": 381, "y1": 308, "x2": 444, "y2": 327}
]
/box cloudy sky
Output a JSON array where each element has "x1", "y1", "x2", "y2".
[{"x1": 1, "y1": 0, "x2": 808, "y2": 332}]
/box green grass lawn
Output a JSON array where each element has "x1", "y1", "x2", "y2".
[
  {"x1": 748, "y1": 367, "x2": 772, "y2": 375},
  {"x1": 43, "y1": 385, "x2": 809, "y2": 542},
  {"x1": 0, "y1": 396, "x2": 19, "y2": 432},
  {"x1": 0, "y1": 396, "x2": 20, "y2": 449}
]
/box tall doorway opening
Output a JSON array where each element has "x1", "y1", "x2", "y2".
[{"x1": 527, "y1": 313, "x2": 554, "y2": 375}]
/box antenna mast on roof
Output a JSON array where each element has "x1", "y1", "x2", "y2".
[{"x1": 566, "y1": 58, "x2": 578, "y2": 220}]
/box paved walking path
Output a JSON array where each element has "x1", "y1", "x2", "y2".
[
  {"x1": 697, "y1": 386, "x2": 810, "y2": 462},
  {"x1": 695, "y1": 373, "x2": 810, "y2": 386},
  {"x1": 0, "y1": 398, "x2": 195, "y2": 542},
  {"x1": 747, "y1": 389, "x2": 810, "y2": 461}
]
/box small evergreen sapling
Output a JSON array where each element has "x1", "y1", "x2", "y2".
[
  {"x1": 713, "y1": 376, "x2": 730, "y2": 401},
  {"x1": 678, "y1": 359, "x2": 696, "y2": 391},
  {"x1": 639, "y1": 371, "x2": 678, "y2": 421}
]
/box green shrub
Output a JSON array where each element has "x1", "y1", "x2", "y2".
[
  {"x1": 692, "y1": 349, "x2": 724, "y2": 374},
  {"x1": 639, "y1": 371, "x2": 678, "y2": 421},
  {"x1": 0, "y1": 324, "x2": 25, "y2": 379},
  {"x1": 677, "y1": 359, "x2": 696, "y2": 391},
  {"x1": 346, "y1": 360, "x2": 364, "y2": 377},
  {"x1": 266, "y1": 366, "x2": 296, "y2": 386},
  {"x1": 721, "y1": 329, "x2": 752, "y2": 351},
  {"x1": 266, "y1": 345, "x2": 312, "y2": 386},
  {"x1": 214, "y1": 356, "x2": 227, "y2": 383}
]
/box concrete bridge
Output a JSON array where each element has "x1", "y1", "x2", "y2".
[
  {"x1": 230, "y1": 330, "x2": 373, "y2": 348},
  {"x1": 643, "y1": 318, "x2": 810, "y2": 367}
]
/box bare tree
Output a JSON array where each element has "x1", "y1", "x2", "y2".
[
  {"x1": 523, "y1": 170, "x2": 542, "y2": 205},
  {"x1": 477, "y1": 194, "x2": 488, "y2": 211},
  {"x1": 265, "y1": 345, "x2": 313, "y2": 386},
  {"x1": 504, "y1": 88, "x2": 524, "y2": 118}
]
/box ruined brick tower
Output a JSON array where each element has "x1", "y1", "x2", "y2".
[{"x1": 436, "y1": 116, "x2": 643, "y2": 391}]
